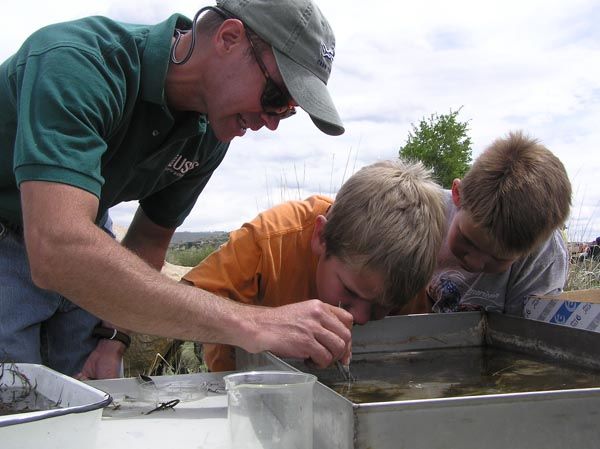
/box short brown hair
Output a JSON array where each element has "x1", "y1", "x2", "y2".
[
  {"x1": 459, "y1": 131, "x2": 571, "y2": 254},
  {"x1": 197, "y1": 10, "x2": 271, "y2": 59},
  {"x1": 197, "y1": 10, "x2": 226, "y2": 36},
  {"x1": 323, "y1": 159, "x2": 446, "y2": 308}
]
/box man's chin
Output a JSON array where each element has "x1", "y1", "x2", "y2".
[
  {"x1": 213, "y1": 130, "x2": 235, "y2": 143},
  {"x1": 210, "y1": 123, "x2": 240, "y2": 143}
]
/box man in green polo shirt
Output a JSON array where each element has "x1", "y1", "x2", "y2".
[{"x1": 0, "y1": 0, "x2": 353, "y2": 379}]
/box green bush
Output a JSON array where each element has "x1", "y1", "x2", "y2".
[
  {"x1": 399, "y1": 108, "x2": 472, "y2": 189},
  {"x1": 165, "y1": 245, "x2": 217, "y2": 267}
]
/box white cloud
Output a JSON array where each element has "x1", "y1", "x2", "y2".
[{"x1": 3, "y1": 0, "x2": 599, "y2": 240}]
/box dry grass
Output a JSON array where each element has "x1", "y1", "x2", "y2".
[{"x1": 566, "y1": 256, "x2": 600, "y2": 291}]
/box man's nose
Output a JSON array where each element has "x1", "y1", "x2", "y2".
[{"x1": 260, "y1": 113, "x2": 281, "y2": 131}]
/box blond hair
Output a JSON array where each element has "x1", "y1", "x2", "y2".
[
  {"x1": 460, "y1": 131, "x2": 571, "y2": 254},
  {"x1": 323, "y1": 159, "x2": 446, "y2": 308}
]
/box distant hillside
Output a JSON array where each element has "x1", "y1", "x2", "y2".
[
  {"x1": 169, "y1": 231, "x2": 229, "y2": 246},
  {"x1": 167, "y1": 231, "x2": 230, "y2": 266}
]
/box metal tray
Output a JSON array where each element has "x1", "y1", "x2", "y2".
[
  {"x1": 236, "y1": 312, "x2": 600, "y2": 449},
  {"x1": 0, "y1": 363, "x2": 111, "y2": 449}
]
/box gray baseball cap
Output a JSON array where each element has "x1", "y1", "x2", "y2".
[{"x1": 216, "y1": 0, "x2": 345, "y2": 136}]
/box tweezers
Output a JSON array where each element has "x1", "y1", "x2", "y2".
[
  {"x1": 335, "y1": 360, "x2": 355, "y2": 383},
  {"x1": 144, "y1": 399, "x2": 180, "y2": 415}
]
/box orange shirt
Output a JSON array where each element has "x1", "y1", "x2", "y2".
[{"x1": 182, "y1": 195, "x2": 332, "y2": 371}]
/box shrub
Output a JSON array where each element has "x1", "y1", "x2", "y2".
[{"x1": 165, "y1": 245, "x2": 217, "y2": 267}]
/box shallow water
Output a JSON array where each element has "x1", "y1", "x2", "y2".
[
  {"x1": 0, "y1": 387, "x2": 59, "y2": 416},
  {"x1": 310, "y1": 347, "x2": 600, "y2": 403}
]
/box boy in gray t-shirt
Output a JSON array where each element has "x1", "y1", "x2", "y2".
[{"x1": 416, "y1": 131, "x2": 571, "y2": 316}]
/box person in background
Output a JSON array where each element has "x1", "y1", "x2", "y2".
[
  {"x1": 182, "y1": 159, "x2": 447, "y2": 371},
  {"x1": 0, "y1": 0, "x2": 352, "y2": 379},
  {"x1": 405, "y1": 131, "x2": 572, "y2": 316},
  {"x1": 585, "y1": 237, "x2": 600, "y2": 260}
]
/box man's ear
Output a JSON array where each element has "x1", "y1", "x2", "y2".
[
  {"x1": 451, "y1": 179, "x2": 462, "y2": 207},
  {"x1": 310, "y1": 215, "x2": 327, "y2": 256},
  {"x1": 214, "y1": 18, "x2": 245, "y2": 54}
]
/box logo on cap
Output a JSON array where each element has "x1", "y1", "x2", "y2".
[{"x1": 321, "y1": 43, "x2": 335, "y2": 61}]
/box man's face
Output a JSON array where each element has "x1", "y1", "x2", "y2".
[
  {"x1": 447, "y1": 210, "x2": 519, "y2": 274},
  {"x1": 207, "y1": 32, "x2": 295, "y2": 142}
]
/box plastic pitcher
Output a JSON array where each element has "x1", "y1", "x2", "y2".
[{"x1": 224, "y1": 371, "x2": 317, "y2": 449}]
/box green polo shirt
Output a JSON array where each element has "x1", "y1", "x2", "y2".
[{"x1": 0, "y1": 15, "x2": 229, "y2": 229}]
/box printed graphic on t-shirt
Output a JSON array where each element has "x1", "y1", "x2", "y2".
[
  {"x1": 166, "y1": 155, "x2": 200, "y2": 178},
  {"x1": 429, "y1": 270, "x2": 499, "y2": 313}
]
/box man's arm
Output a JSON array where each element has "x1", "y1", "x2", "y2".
[
  {"x1": 121, "y1": 207, "x2": 175, "y2": 270},
  {"x1": 77, "y1": 207, "x2": 174, "y2": 380},
  {"x1": 21, "y1": 181, "x2": 352, "y2": 367},
  {"x1": 181, "y1": 224, "x2": 264, "y2": 371}
]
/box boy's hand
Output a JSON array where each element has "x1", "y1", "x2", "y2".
[{"x1": 242, "y1": 300, "x2": 353, "y2": 369}]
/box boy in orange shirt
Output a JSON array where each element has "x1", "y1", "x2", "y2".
[{"x1": 182, "y1": 159, "x2": 446, "y2": 371}]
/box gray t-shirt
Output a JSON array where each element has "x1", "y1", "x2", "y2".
[{"x1": 429, "y1": 192, "x2": 569, "y2": 316}]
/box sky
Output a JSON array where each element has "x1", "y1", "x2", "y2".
[{"x1": 2, "y1": 0, "x2": 599, "y2": 241}]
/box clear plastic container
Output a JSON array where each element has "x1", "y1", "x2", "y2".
[
  {"x1": 224, "y1": 371, "x2": 316, "y2": 449},
  {"x1": 136, "y1": 377, "x2": 208, "y2": 404}
]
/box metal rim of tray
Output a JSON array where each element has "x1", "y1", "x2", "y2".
[
  {"x1": 0, "y1": 363, "x2": 113, "y2": 428},
  {"x1": 0, "y1": 394, "x2": 112, "y2": 428}
]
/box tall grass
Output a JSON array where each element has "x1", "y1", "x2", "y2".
[
  {"x1": 263, "y1": 146, "x2": 360, "y2": 209},
  {"x1": 566, "y1": 256, "x2": 600, "y2": 291},
  {"x1": 565, "y1": 198, "x2": 600, "y2": 291}
]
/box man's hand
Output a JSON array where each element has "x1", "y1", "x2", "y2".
[
  {"x1": 75, "y1": 339, "x2": 126, "y2": 380},
  {"x1": 242, "y1": 300, "x2": 353, "y2": 369}
]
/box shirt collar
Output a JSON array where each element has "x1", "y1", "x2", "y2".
[
  {"x1": 140, "y1": 14, "x2": 207, "y2": 135},
  {"x1": 140, "y1": 14, "x2": 191, "y2": 105}
]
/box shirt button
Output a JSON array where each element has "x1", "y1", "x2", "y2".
[{"x1": 152, "y1": 130, "x2": 160, "y2": 137}]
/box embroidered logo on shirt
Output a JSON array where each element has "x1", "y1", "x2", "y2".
[{"x1": 166, "y1": 155, "x2": 200, "y2": 178}]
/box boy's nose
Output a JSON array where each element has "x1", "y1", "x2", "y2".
[
  {"x1": 463, "y1": 253, "x2": 486, "y2": 272},
  {"x1": 348, "y1": 302, "x2": 371, "y2": 325}
]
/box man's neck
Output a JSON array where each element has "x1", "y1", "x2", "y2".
[{"x1": 165, "y1": 33, "x2": 209, "y2": 113}]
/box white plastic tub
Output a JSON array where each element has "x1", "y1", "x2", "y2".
[{"x1": 0, "y1": 363, "x2": 111, "y2": 449}]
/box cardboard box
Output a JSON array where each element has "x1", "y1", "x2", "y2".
[{"x1": 524, "y1": 289, "x2": 600, "y2": 332}]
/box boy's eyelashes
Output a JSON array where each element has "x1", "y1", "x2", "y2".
[
  {"x1": 370, "y1": 305, "x2": 389, "y2": 320},
  {"x1": 343, "y1": 286, "x2": 359, "y2": 299},
  {"x1": 463, "y1": 237, "x2": 512, "y2": 264}
]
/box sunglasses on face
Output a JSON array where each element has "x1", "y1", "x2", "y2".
[
  {"x1": 196, "y1": 6, "x2": 296, "y2": 120},
  {"x1": 245, "y1": 32, "x2": 296, "y2": 120}
]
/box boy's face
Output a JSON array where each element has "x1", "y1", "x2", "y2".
[
  {"x1": 447, "y1": 210, "x2": 519, "y2": 274},
  {"x1": 311, "y1": 216, "x2": 392, "y2": 325},
  {"x1": 448, "y1": 178, "x2": 521, "y2": 274}
]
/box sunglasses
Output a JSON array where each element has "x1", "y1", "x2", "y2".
[{"x1": 245, "y1": 32, "x2": 296, "y2": 120}]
